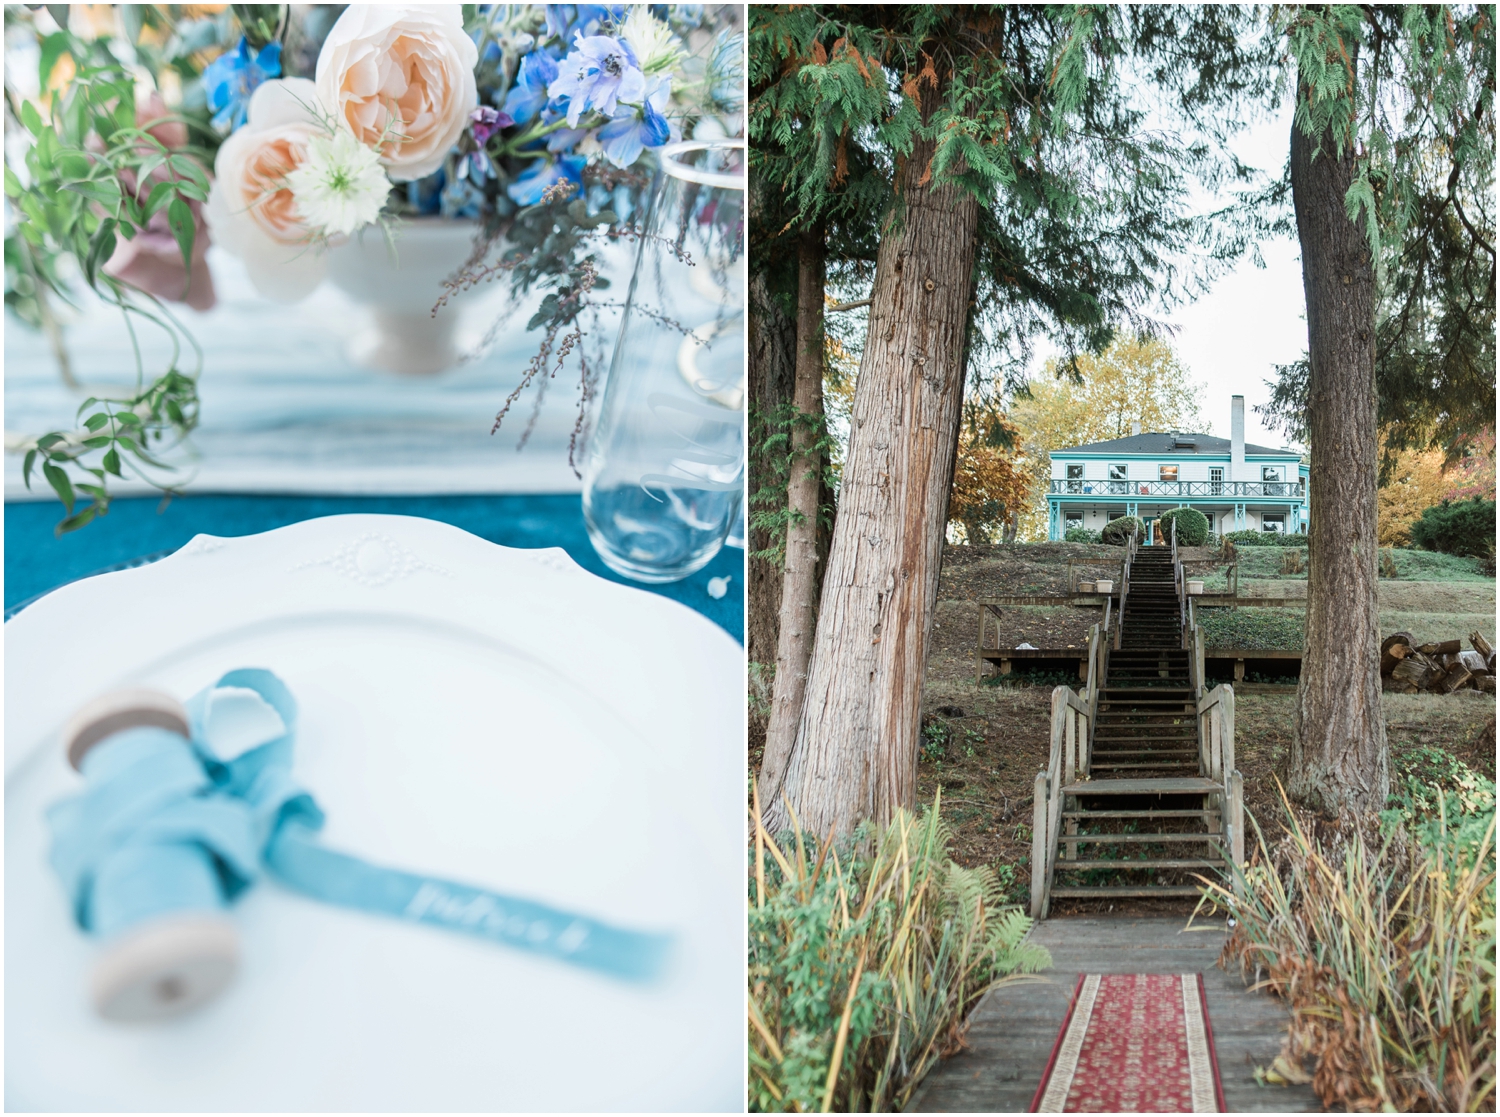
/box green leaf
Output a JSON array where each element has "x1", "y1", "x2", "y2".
[
  {"x1": 166, "y1": 195, "x2": 195, "y2": 281},
  {"x1": 3, "y1": 165, "x2": 22, "y2": 197},
  {"x1": 102, "y1": 447, "x2": 122, "y2": 476},
  {"x1": 56, "y1": 506, "x2": 99, "y2": 535},
  {"x1": 83, "y1": 413, "x2": 110, "y2": 431},
  {"x1": 80, "y1": 436, "x2": 112, "y2": 449},
  {"x1": 42, "y1": 462, "x2": 75, "y2": 513},
  {"x1": 36, "y1": 433, "x2": 66, "y2": 451},
  {"x1": 145, "y1": 179, "x2": 177, "y2": 218},
  {"x1": 55, "y1": 152, "x2": 93, "y2": 182},
  {"x1": 65, "y1": 177, "x2": 123, "y2": 211},
  {"x1": 20, "y1": 100, "x2": 44, "y2": 138},
  {"x1": 22, "y1": 450, "x2": 37, "y2": 488},
  {"x1": 77, "y1": 483, "x2": 109, "y2": 500},
  {"x1": 84, "y1": 216, "x2": 117, "y2": 286},
  {"x1": 38, "y1": 33, "x2": 73, "y2": 103},
  {"x1": 167, "y1": 154, "x2": 210, "y2": 191},
  {"x1": 115, "y1": 411, "x2": 142, "y2": 426}
]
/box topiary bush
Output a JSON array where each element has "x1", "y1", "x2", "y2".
[
  {"x1": 1157, "y1": 507, "x2": 1210, "y2": 546},
  {"x1": 1409, "y1": 497, "x2": 1496, "y2": 558},
  {"x1": 1100, "y1": 516, "x2": 1144, "y2": 545},
  {"x1": 1223, "y1": 529, "x2": 1310, "y2": 547},
  {"x1": 1063, "y1": 526, "x2": 1101, "y2": 543}
]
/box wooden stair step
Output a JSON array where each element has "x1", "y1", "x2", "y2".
[
  {"x1": 1056, "y1": 831, "x2": 1224, "y2": 844},
  {"x1": 1053, "y1": 858, "x2": 1225, "y2": 871},
  {"x1": 1063, "y1": 809, "x2": 1219, "y2": 819},
  {"x1": 1050, "y1": 885, "x2": 1206, "y2": 898},
  {"x1": 1062, "y1": 777, "x2": 1221, "y2": 794}
]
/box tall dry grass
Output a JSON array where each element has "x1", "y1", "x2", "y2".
[
  {"x1": 748, "y1": 786, "x2": 1050, "y2": 1112},
  {"x1": 1205, "y1": 784, "x2": 1496, "y2": 1112}
]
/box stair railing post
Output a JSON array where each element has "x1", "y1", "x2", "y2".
[
  {"x1": 1228, "y1": 769, "x2": 1245, "y2": 894},
  {"x1": 1030, "y1": 770, "x2": 1050, "y2": 918}
]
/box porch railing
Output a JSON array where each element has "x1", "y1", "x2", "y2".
[{"x1": 1051, "y1": 479, "x2": 1301, "y2": 498}]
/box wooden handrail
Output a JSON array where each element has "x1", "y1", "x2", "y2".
[
  {"x1": 1032, "y1": 676, "x2": 1096, "y2": 919},
  {"x1": 1197, "y1": 683, "x2": 1244, "y2": 893}
]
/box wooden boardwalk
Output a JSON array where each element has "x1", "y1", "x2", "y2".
[{"x1": 911, "y1": 916, "x2": 1319, "y2": 1113}]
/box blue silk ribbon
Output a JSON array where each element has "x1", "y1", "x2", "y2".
[{"x1": 47, "y1": 669, "x2": 671, "y2": 982}]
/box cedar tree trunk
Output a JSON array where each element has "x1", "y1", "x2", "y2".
[
  {"x1": 759, "y1": 228, "x2": 827, "y2": 802},
  {"x1": 766, "y1": 137, "x2": 980, "y2": 835},
  {"x1": 1286, "y1": 73, "x2": 1390, "y2": 816},
  {"x1": 747, "y1": 259, "x2": 797, "y2": 670}
]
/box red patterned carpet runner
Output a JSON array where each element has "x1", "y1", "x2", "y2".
[{"x1": 1030, "y1": 973, "x2": 1226, "y2": 1113}]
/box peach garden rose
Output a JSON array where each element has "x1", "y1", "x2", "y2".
[
  {"x1": 315, "y1": 5, "x2": 479, "y2": 182},
  {"x1": 204, "y1": 77, "x2": 329, "y2": 302}
]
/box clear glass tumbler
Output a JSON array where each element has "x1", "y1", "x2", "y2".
[{"x1": 582, "y1": 140, "x2": 744, "y2": 583}]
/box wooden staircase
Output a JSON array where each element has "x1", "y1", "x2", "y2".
[{"x1": 1031, "y1": 526, "x2": 1245, "y2": 918}]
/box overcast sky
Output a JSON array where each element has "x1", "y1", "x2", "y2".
[{"x1": 1166, "y1": 100, "x2": 1308, "y2": 451}]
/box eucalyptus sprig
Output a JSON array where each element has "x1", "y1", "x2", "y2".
[{"x1": 4, "y1": 30, "x2": 207, "y2": 533}]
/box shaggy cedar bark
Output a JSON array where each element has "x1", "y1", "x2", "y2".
[
  {"x1": 759, "y1": 229, "x2": 827, "y2": 801},
  {"x1": 747, "y1": 262, "x2": 797, "y2": 669},
  {"x1": 1286, "y1": 81, "x2": 1390, "y2": 817},
  {"x1": 766, "y1": 140, "x2": 980, "y2": 834}
]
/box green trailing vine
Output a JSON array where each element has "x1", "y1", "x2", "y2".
[{"x1": 5, "y1": 28, "x2": 208, "y2": 533}]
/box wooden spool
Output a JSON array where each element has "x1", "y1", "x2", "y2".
[{"x1": 61, "y1": 688, "x2": 240, "y2": 1022}]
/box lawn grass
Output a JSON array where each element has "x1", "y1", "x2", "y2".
[
  {"x1": 1196, "y1": 546, "x2": 1489, "y2": 586},
  {"x1": 1199, "y1": 605, "x2": 1495, "y2": 651}
]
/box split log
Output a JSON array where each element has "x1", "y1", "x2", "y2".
[
  {"x1": 1383, "y1": 676, "x2": 1420, "y2": 694},
  {"x1": 1441, "y1": 663, "x2": 1474, "y2": 693},
  {"x1": 1392, "y1": 656, "x2": 1433, "y2": 688},
  {"x1": 1382, "y1": 631, "x2": 1416, "y2": 655},
  {"x1": 1478, "y1": 675, "x2": 1497, "y2": 694},
  {"x1": 1459, "y1": 650, "x2": 1488, "y2": 674},
  {"x1": 1380, "y1": 642, "x2": 1413, "y2": 676},
  {"x1": 1418, "y1": 639, "x2": 1462, "y2": 656},
  {"x1": 1470, "y1": 631, "x2": 1494, "y2": 660}
]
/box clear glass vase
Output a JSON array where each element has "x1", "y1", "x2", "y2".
[{"x1": 582, "y1": 141, "x2": 745, "y2": 583}]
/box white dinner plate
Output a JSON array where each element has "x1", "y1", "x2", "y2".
[{"x1": 5, "y1": 515, "x2": 743, "y2": 1112}]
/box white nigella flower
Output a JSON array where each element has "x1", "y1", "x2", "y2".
[
  {"x1": 284, "y1": 128, "x2": 389, "y2": 238},
  {"x1": 620, "y1": 6, "x2": 684, "y2": 75}
]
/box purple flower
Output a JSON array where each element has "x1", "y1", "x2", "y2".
[
  {"x1": 203, "y1": 38, "x2": 281, "y2": 133},
  {"x1": 507, "y1": 154, "x2": 587, "y2": 207},
  {"x1": 503, "y1": 51, "x2": 559, "y2": 124},
  {"x1": 470, "y1": 106, "x2": 512, "y2": 146},
  {"x1": 548, "y1": 35, "x2": 645, "y2": 128}
]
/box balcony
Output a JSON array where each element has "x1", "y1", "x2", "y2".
[{"x1": 1050, "y1": 479, "x2": 1302, "y2": 499}]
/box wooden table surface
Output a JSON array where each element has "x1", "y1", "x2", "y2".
[{"x1": 911, "y1": 915, "x2": 1319, "y2": 1113}]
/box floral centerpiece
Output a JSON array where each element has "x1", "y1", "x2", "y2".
[{"x1": 3, "y1": 3, "x2": 743, "y2": 531}]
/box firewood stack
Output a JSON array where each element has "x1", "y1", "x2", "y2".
[{"x1": 1381, "y1": 631, "x2": 1496, "y2": 695}]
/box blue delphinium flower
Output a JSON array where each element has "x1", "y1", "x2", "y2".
[
  {"x1": 548, "y1": 36, "x2": 645, "y2": 127},
  {"x1": 597, "y1": 78, "x2": 670, "y2": 168},
  {"x1": 203, "y1": 38, "x2": 282, "y2": 133},
  {"x1": 544, "y1": 5, "x2": 626, "y2": 43},
  {"x1": 503, "y1": 51, "x2": 559, "y2": 124},
  {"x1": 441, "y1": 175, "x2": 487, "y2": 219},
  {"x1": 507, "y1": 154, "x2": 587, "y2": 206}
]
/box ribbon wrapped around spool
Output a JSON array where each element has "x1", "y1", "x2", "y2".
[{"x1": 48, "y1": 669, "x2": 672, "y2": 1021}]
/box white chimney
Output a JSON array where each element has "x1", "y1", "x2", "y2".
[
  {"x1": 1231, "y1": 395, "x2": 1245, "y2": 480},
  {"x1": 1131, "y1": 419, "x2": 1142, "y2": 437}
]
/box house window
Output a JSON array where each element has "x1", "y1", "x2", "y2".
[
  {"x1": 1159, "y1": 465, "x2": 1178, "y2": 482},
  {"x1": 1064, "y1": 512, "x2": 1084, "y2": 531},
  {"x1": 1066, "y1": 463, "x2": 1083, "y2": 494},
  {"x1": 1261, "y1": 515, "x2": 1285, "y2": 533},
  {"x1": 1107, "y1": 508, "x2": 1127, "y2": 522},
  {"x1": 1209, "y1": 466, "x2": 1223, "y2": 495},
  {"x1": 1262, "y1": 464, "x2": 1285, "y2": 496},
  {"x1": 1107, "y1": 463, "x2": 1128, "y2": 494}
]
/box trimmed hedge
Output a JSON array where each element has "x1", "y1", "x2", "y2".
[
  {"x1": 1223, "y1": 529, "x2": 1309, "y2": 547},
  {"x1": 1064, "y1": 527, "x2": 1102, "y2": 543},
  {"x1": 1101, "y1": 516, "x2": 1144, "y2": 545},
  {"x1": 1409, "y1": 497, "x2": 1496, "y2": 558},
  {"x1": 1157, "y1": 507, "x2": 1210, "y2": 546}
]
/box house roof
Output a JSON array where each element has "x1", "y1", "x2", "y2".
[{"x1": 1051, "y1": 432, "x2": 1298, "y2": 457}]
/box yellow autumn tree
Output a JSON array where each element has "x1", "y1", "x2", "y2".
[
  {"x1": 948, "y1": 411, "x2": 1031, "y2": 544},
  {"x1": 1378, "y1": 440, "x2": 1468, "y2": 546},
  {"x1": 1010, "y1": 335, "x2": 1209, "y2": 540}
]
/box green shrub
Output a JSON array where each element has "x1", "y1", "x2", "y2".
[
  {"x1": 1409, "y1": 497, "x2": 1496, "y2": 558},
  {"x1": 1063, "y1": 526, "x2": 1101, "y2": 543},
  {"x1": 1100, "y1": 515, "x2": 1144, "y2": 545},
  {"x1": 1157, "y1": 507, "x2": 1210, "y2": 546},
  {"x1": 1198, "y1": 606, "x2": 1304, "y2": 650},
  {"x1": 749, "y1": 791, "x2": 1050, "y2": 1112},
  {"x1": 1223, "y1": 529, "x2": 1310, "y2": 547}
]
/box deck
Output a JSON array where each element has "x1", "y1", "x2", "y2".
[{"x1": 910, "y1": 916, "x2": 1319, "y2": 1114}]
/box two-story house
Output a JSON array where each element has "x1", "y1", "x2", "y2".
[{"x1": 1045, "y1": 395, "x2": 1308, "y2": 541}]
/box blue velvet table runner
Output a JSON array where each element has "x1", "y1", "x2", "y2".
[{"x1": 5, "y1": 494, "x2": 743, "y2": 642}]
